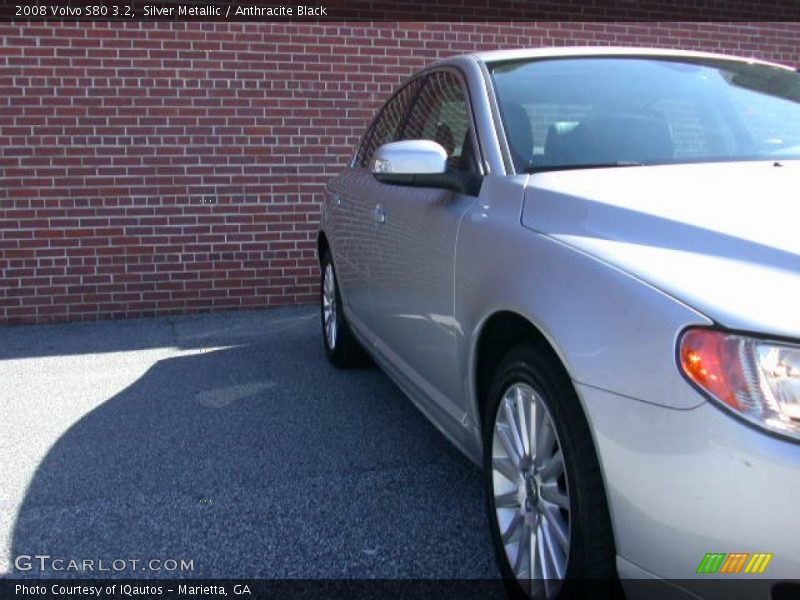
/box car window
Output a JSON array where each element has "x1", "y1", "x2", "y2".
[
  {"x1": 401, "y1": 71, "x2": 472, "y2": 171},
  {"x1": 354, "y1": 78, "x2": 423, "y2": 168},
  {"x1": 515, "y1": 98, "x2": 739, "y2": 163},
  {"x1": 500, "y1": 102, "x2": 591, "y2": 168},
  {"x1": 491, "y1": 57, "x2": 800, "y2": 172}
]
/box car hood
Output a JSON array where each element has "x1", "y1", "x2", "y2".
[{"x1": 522, "y1": 161, "x2": 800, "y2": 339}]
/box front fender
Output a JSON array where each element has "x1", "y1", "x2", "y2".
[{"x1": 455, "y1": 196, "x2": 713, "y2": 425}]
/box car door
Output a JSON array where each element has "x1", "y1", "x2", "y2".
[
  {"x1": 326, "y1": 78, "x2": 424, "y2": 335},
  {"x1": 368, "y1": 70, "x2": 482, "y2": 419}
]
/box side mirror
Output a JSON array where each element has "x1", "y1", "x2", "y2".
[
  {"x1": 370, "y1": 140, "x2": 448, "y2": 176},
  {"x1": 370, "y1": 140, "x2": 481, "y2": 196}
]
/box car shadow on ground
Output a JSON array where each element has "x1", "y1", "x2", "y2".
[{"x1": 8, "y1": 308, "x2": 499, "y2": 579}]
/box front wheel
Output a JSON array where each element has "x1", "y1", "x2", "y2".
[
  {"x1": 320, "y1": 250, "x2": 369, "y2": 368},
  {"x1": 483, "y1": 341, "x2": 619, "y2": 599}
]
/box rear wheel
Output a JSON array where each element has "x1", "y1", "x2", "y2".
[
  {"x1": 483, "y1": 341, "x2": 619, "y2": 599},
  {"x1": 320, "y1": 250, "x2": 369, "y2": 368}
]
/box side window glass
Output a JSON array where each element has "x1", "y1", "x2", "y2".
[
  {"x1": 355, "y1": 79, "x2": 422, "y2": 168},
  {"x1": 402, "y1": 72, "x2": 472, "y2": 171}
]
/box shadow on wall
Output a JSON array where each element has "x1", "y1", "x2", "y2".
[{"x1": 9, "y1": 309, "x2": 495, "y2": 578}]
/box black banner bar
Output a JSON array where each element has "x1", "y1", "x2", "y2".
[
  {"x1": 3, "y1": 0, "x2": 800, "y2": 22},
  {"x1": 2, "y1": 579, "x2": 800, "y2": 600}
]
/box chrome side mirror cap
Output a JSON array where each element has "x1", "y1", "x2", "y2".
[{"x1": 370, "y1": 140, "x2": 448, "y2": 176}]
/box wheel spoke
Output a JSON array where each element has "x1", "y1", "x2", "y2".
[
  {"x1": 494, "y1": 488, "x2": 520, "y2": 509},
  {"x1": 536, "y1": 414, "x2": 555, "y2": 463},
  {"x1": 492, "y1": 456, "x2": 517, "y2": 482},
  {"x1": 531, "y1": 525, "x2": 544, "y2": 587},
  {"x1": 537, "y1": 449, "x2": 564, "y2": 483},
  {"x1": 515, "y1": 386, "x2": 531, "y2": 457},
  {"x1": 496, "y1": 422, "x2": 521, "y2": 466},
  {"x1": 540, "y1": 482, "x2": 569, "y2": 510},
  {"x1": 502, "y1": 396, "x2": 525, "y2": 460},
  {"x1": 537, "y1": 525, "x2": 551, "y2": 581},
  {"x1": 532, "y1": 394, "x2": 544, "y2": 464},
  {"x1": 513, "y1": 523, "x2": 531, "y2": 578},
  {"x1": 502, "y1": 511, "x2": 524, "y2": 544},
  {"x1": 541, "y1": 517, "x2": 567, "y2": 580},
  {"x1": 529, "y1": 521, "x2": 539, "y2": 588},
  {"x1": 541, "y1": 503, "x2": 569, "y2": 551},
  {"x1": 528, "y1": 396, "x2": 539, "y2": 464}
]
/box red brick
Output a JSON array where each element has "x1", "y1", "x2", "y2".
[{"x1": 2, "y1": 19, "x2": 799, "y2": 324}]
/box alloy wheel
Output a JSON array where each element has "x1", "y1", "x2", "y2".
[
  {"x1": 322, "y1": 263, "x2": 337, "y2": 350},
  {"x1": 491, "y1": 382, "x2": 571, "y2": 598}
]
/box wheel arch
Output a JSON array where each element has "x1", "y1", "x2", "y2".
[
  {"x1": 475, "y1": 309, "x2": 622, "y2": 588},
  {"x1": 472, "y1": 309, "x2": 575, "y2": 428}
]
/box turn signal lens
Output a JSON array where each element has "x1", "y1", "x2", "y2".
[
  {"x1": 679, "y1": 329, "x2": 748, "y2": 411},
  {"x1": 679, "y1": 328, "x2": 800, "y2": 441}
]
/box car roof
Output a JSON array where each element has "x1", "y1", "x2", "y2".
[{"x1": 457, "y1": 46, "x2": 793, "y2": 70}]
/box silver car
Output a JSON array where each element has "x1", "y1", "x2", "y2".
[{"x1": 316, "y1": 48, "x2": 800, "y2": 599}]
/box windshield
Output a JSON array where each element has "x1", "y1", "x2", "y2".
[{"x1": 490, "y1": 56, "x2": 800, "y2": 172}]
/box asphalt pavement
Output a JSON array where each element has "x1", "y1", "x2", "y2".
[{"x1": 0, "y1": 307, "x2": 499, "y2": 579}]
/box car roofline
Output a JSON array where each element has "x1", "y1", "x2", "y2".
[{"x1": 425, "y1": 46, "x2": 794, "y2": 71}]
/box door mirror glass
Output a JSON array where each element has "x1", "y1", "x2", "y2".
[{"x1": 370, "y1": 140, "x2": 448, "y2": 176}]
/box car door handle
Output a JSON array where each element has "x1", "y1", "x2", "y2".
[{"x1": 371, "y1": 205, "x2": 386, "y2": 224}]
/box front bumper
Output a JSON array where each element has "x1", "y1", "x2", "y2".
[{"x1": 576, "y1": 382, "x2": 800, "y2": 599}]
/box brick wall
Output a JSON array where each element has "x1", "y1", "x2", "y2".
[{"x1": 2, "y1": 20, "x2": 799, "y2": 324}]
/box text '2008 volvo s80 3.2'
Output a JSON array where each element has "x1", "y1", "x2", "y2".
[{"x1": 316, "y1": 47, "x2": 800, "y2": 600}]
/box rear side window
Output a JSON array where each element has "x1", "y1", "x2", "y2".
[
  {"x1": 354, "y1": 79, "x2": 423, "y2": 168},
  {"x1": 402, "y1": 71, "x2": 471, "y2": 170}
]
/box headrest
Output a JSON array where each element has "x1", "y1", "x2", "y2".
[
  {"x1": 434, "y1": 122, "x2": 456, "y2": 156},
  {"x1": 544, "y1": 122, "x2": 580, "y2": 164},
  {"x1": 501, "y1": 102, "x2": 535, "y2": 169},
  {"x1": 579, "y1": 112, "x2": 674, "y2": 163}
]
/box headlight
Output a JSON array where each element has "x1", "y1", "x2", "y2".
[{"x1": 679, "y1": 328, "x2": 800, "y2": 441}]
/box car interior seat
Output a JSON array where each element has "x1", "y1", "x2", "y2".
[
  {"x1": 431, "y1": 122, "x2": 460, "y2": 170},
  {"x1": 545, "y1": 110, "x2": 674, "y2": 165},
  {"x1": 501, "y1": 102, "x2": 535, "y2": 171},
  {"x1": 544, "y1": 122, "x2": 580, "y2": 165}
]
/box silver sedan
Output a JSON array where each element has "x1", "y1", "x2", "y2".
[{"x1": 317, "y1": 47, "x2": 800, "y2": 599}]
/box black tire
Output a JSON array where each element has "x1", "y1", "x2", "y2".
[
  {"x1": 482, "y1": 340, "x2": 620, "y2": 600},
  {"x1": 320, "y1": 250, "x2": 369, "y2": 368}
]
